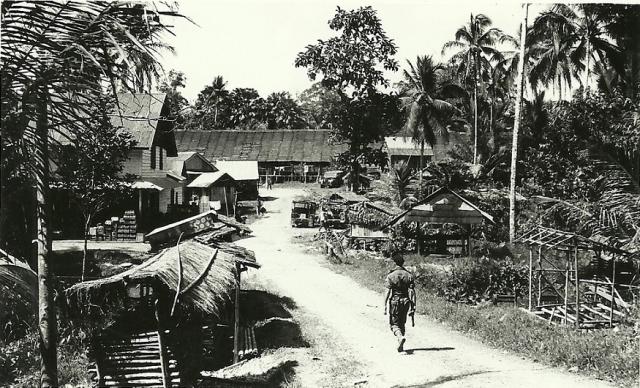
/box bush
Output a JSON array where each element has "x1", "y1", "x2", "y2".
[
  {"x1": 0, "y1": 321, "x2": 92, "y2": 387},
  {"x1": 410, "y1": 257, "x2": 529, "y2": 305}
]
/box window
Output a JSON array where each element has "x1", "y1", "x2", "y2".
[
  {"x1": 150, "y1": 146, "x2": 156, "y2": 169},
  {"x1": 159, "y1": 147, "x2": 163, "y2": 170}
]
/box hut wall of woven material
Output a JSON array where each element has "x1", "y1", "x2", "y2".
[{"x1": 65, "y1": 241, "x2": 238, "y2": 321}]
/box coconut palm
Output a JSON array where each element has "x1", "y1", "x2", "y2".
[
  {"x1": 1, "y1": 2, "x2": 180, "y2": 384},
  {"x1": 509, "y1": 4, "x2": 529, "y2": 243},
  {"x1": 442, "y1": 14, "x2": 513, "y2": 165},
  {"x1": 208, "y1": 76, "x2": 228, "y2": 126},
  {"x1": 529, "y1": 4, "x2": 619, "y2": 96},
  {"x1": 401, "y1": 55, "x2": 465, "y2": 198}
]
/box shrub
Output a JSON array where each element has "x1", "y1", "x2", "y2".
[{"x1": 411, "y1": 257, "x2": 529, "y2": 305}]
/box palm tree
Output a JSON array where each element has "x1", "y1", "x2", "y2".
[
  {"x1": 1, "y1": 2, "x2": 180, "y2": 384},
  {"x1": 442, "y1": 13, "x2": 512, "y2": 165},
  {"x1": 509, "y1": 4, "x2": 529, "y2": 243},
  {"x1": 391, "y1": 160, "x2": 414, "y2": 204},
  {"x1": 529, "y1": 5, "x2": 619, "y2": 96},
  {"x1": 401, "y1": 55, "x2": 465, "y2": 197},
  {"x1": 208, "y1": 76, "x2": 228, "y2": 126}
]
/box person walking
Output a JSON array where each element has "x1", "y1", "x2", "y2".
[
  {"x1": 267, "y1": 176, "x2": 273, "y2": 190},
  {"x1": 383, "y1": 254, "x2": 416, "y2": 352}
]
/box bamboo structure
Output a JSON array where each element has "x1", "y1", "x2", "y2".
[{"x1": 517, "y1": 226, "x2": 634, "y2": 329}]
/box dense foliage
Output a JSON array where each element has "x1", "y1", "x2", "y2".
[{"x1": 295, "y1": 6, "x2": 403, "y2": 189}]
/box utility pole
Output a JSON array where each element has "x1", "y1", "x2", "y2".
[{"x1": 509, "y1": 3, "x2": 529, "y2": 243}]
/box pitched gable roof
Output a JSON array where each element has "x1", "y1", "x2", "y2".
[
  {"x1": 214, "y1": 160, "x2": 259, "y2": 181},
  {"x1": 187, "y1": 171, "x2": 235, "y2": 188},
  {"x1": 167, "y1": 151, "x2": 216, "y2": 177},
  {"x1": 386, "y1": 186, "x2": 494, "y2": 228},
  {"x1": 112, "y1": 93, "x2": 177, "y2": 156},
  {"x1": 174, "y1": 129, "x2": 347, "y2": 163}
]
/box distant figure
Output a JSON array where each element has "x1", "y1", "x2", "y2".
[
  {"x1": 267, "y1": 176, "x2": 273, "y2": 190},
  {"x1": 257, "y1": 197, "x2": 262, "y2": 215},
  {"x1": 383, "y1": 254, "x2": 416, "y2": 352}
]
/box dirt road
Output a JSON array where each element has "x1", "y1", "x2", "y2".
[{"x1": 238, "y1": 187, "x2": 614, "y2": 388}]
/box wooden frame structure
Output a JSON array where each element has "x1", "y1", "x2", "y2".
[{"x1": 517, "y1": 226, "x2": 635, "y2": 329}]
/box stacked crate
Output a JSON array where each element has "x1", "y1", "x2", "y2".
[
  {"x1": 116, "y1": 210, "x2": 137, "y2": 241},
  {"x1": 103, "y1": 220, "x2": 113, "y2": 240}
]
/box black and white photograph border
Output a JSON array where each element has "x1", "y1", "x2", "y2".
[{"x1": 1, "y1": 1, "x2": 639, "y2": 387}]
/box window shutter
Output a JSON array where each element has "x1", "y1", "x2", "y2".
[{"x1": 151, "y1": 146, "x2": 156, "y2": 169}]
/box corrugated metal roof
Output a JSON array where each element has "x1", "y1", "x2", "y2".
[
  {"x1": 52, "y1": 93, "x2": 175, "y2": 154},
  {"x1": 214, "y1": 160, "x2": 259, "y2": 181},
  {"x1": 111, "y1": 93, "x2": 168, "y2": 150},
  {"x1": 175, "y1": 130, "x2": 347, "y2": 163}
]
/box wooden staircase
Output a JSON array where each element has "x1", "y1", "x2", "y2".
[{"x1": 92, "y1": 331, "x2": 181, "y2": 387}]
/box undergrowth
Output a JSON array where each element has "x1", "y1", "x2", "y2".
[{"x1": 321, "y1": 249, "x2": 639, "y2": 387}]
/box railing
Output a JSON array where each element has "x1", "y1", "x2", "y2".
[{"x1": 259, "y1": 174, "x2": 321, "y2": 184}]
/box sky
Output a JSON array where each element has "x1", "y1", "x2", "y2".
[{"x1": 159, "y1": 0, "x2": 550, "y2": 103}]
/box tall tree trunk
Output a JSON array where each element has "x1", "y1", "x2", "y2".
[
  {"x1": 473, "y1": 83, "x2": 478, "y2": 164},
  {"x1": 419, "y1": 139, "x2": 424, "y2": 199},
  {"x1": 509, "y1": 4, "x2": 528, "y2": 243},
  {"x1": 627, "y1": 9, "x2": 640, "y2": 98},
  {"x1": 489, "y1": 95, "x2": 495, "y2": 153},
  {"x1": 36, "y1": 88, "x2": 58, "y2": 387},
  {"x1": 214, "y1": 96, "x2": 219, "y2": 127},
  {"x1": 585, "y1": 39, "x2": 591, "y2": 96}
]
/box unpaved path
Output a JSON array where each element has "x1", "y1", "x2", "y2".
[{"x1": 238, "y1": 187, "x2": 614, "y2": 388}]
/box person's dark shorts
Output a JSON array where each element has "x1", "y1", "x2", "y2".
[{"x1": 389, "y1": 297, "x2": 411, "y2": 332}]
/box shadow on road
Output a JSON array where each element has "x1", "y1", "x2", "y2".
[
  {"x1": 391, "y1": 370, "x2": 494, "y2": 387},
  {"x1": 240, "y1": 290, "x2": 310, "y2": 350},
  {"x1": 404, "y1": 347, "x2": 455, "y2": 354}
]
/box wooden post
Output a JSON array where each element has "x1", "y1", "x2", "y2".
[
  {"x1": 233, "y1": 262, "x2": 241, "y2": 364},
  {"x1": 155, "y1": 299, "x2": 171, "y2": 388},
  {"x1": 528, "y1": 247, "x2": 533, "y2": 311},
  {"x1": 223, "y1": 186, "x2": 229, "y2": 215},
  {"x1": 574, "y1": 243, "x2": 580, "y2": 328},
  {"x1": 537, "y1": 246, "x2": 542, "y2": 306},
  {"x1": 233, "y1": 191, "x2": 238, "y2": 218},
  {"x1": 564, "y1": 261, "x2": 570, "y2": 325},
  {"x1": 138, "y1": 190, "x2": 143, "y2": 215}
]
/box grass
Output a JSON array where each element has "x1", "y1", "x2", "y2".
[{"x1": 301, "y1": 238, "x2": 640, "y2": 387}]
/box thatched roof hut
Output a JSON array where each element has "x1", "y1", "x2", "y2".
[{"x1": 65, "y1": 240, "x2": 257, "y2": 318}]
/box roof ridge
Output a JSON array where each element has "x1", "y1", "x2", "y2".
[{"x1": 175, "y1": 128, "x2": 333, "y2": 132}]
